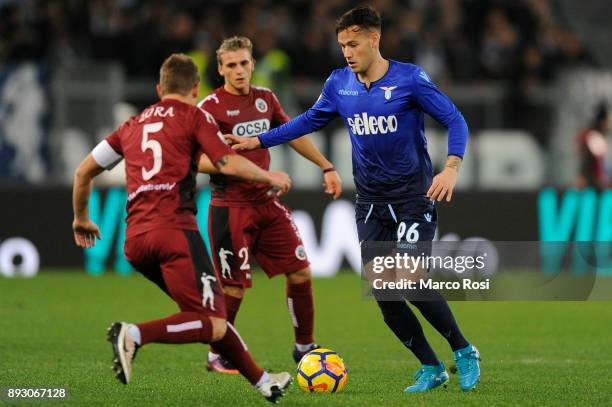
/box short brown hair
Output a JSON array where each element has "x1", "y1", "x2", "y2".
[
  {"x1": 216, "y1": 36, "x2": 253, "y2": 65},
  {"x1": 159, "y1": 53, "x2": 199, "y2": 95},
  {"x1": 335, "y1": 5, "x2": 382, "y2": 34}
]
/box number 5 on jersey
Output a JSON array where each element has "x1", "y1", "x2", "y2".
[{"x1": 142, "y1": 122, "x2": 164, "y2": 180}]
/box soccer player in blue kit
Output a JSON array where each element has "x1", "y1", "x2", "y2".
[{"x1": 227, "y1": 6, "x2": 480, "y2": 393}]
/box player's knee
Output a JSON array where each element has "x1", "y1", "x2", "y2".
[
  {"x1": 287, "y1": 267, "x2": 311, "y2": 284},
  {"x1": 223, "y1": 284, "x2": 245, "y2": 299},
  {"x1": 209, "y1": 317, "x2": 227, "y2": 342}
]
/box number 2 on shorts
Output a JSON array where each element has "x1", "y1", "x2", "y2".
[{"x1": 238, "y1": 247, "x2": 250, "y2": 270}]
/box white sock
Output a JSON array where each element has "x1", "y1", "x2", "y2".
[
  {"x1": 208, "y1": 351, "x2": 220, "y2": 362},
  {"x1": 295, "y1": 342, "x2": 314, "y2": 352},
  {"x1": 255, "y1": 372, "x2": 270, "y2": 388},
  {"x1": 127, "y1": 324, "x2": 141, "y2": 345}
]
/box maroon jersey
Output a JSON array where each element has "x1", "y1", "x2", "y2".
[
  {"x1": 101, "y1": 99, "x2": 233, "y2": 238},
  {"x1": 198, "y1": 86, "x2": 290, "y2": 206}
]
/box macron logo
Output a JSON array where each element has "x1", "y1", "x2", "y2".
[
  {"x1": 338, "y1": 89, "x2": 359, "y2": 96},
  {"x1": 347, "y1": 112, "x2": 398, "y2": 135}
]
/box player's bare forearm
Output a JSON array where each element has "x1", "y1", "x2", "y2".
[
  {"x1": 72, "y1": 154, "x2": 104, "y2": 248},
  {"x1": 288, "y1": 136, "x2": 333, "y2": 170},
  {"x1": 216, "y1": 154, "x2": 268, "y2": 183},
  {"x1": 216, "y1": 155, "x2": 291, "y2": 195},
  {"x1": 427, "y1": 155, "x2": 462, "y2": 202},
  {"x1": 73, "y1": 154, "x2": 104, "y2": 221},
  {"x1": 73, "y1": 173, "x2": 93, "y2": 222},
  {"x1": 198, "y1": 154, "x2": 220, "y2": 174}
]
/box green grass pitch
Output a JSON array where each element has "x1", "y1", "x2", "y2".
[{"x1": 1, "y1": 271, "x2": 611, "y2": 406}]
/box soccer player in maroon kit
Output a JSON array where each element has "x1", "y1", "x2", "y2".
[
  {"x1": 197, "y1": 36, "x2": 342, "y2": 374},
  {"x1": 72, "y1": 53, "x2": 292, "y2": 402}
]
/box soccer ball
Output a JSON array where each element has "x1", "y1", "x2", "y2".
[{"x1": 296, "y1": 348, "x2": 348, "y2": 393}]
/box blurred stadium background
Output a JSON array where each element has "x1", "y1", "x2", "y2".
[{"x1": 0, "y1": 0, "x2": 611, "y2": 277}]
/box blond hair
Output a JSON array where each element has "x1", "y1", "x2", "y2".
[
  {"x1": 159, "y1": 53, "x2": 199, "y2": 95},
  {"x1": 216, "y1": 36, "x2": 253, "y2": 65}
]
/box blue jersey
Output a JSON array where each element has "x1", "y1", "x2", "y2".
[{"x1": 259, "y1": 60, "x2": 469, "y2": 203}]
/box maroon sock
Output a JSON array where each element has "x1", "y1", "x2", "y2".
[
  {"x1": 212, "y1": 323, "x2": 264, "y2": 385},
  {"x1": 210, "y1": 294, "x2": 243, "y2": 355},
  {"x1": 137, "y1": 312, "x2": 213, "y2": 345},
  {"x1": 287, "y1": 280, "x2": 315, "y2": 344}
]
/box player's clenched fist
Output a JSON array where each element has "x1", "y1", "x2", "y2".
[
  {"x1": 427, "y1": 156, "x2": 461, "y2": 202},
  {"x1": 72, "y1": 218, "x2": 101, "y2": 248},
  {"x1": 267, "y1": 171, "x2": 292, "y2": 196},
  {"x1": 225, "y1": 134, "x2": 261, "y2": 151},
  {"x1": 323, "y1": 170, "x2": 342, "y2": 199}
]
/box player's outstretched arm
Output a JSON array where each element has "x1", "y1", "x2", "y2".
[
  {"x1": 427, "y1": 155, "x2": 461, "y2": 202},
  {"x1": 215, "y1": 154, "x2": 292, "y2": 196},
  {"x1": 198, "y1": 154, "x2": 220, "y2": 174},
  {"x1": 227, "y1": 71, "x2": 338, "y2": 153},
  {"x1": 72, "y1": 154, "x2": 104, "y2": 248},
  {"x1": 227, "y1": 104, "x2": 338, "y2": 152},
  {"x1": 288, "y1": 136, "x2": 342, "y2": 199}
]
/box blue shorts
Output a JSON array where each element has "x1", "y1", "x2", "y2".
[
  {"x1": 357, "y1": 199, "x2": 438, "y2": 301},
  {"x1": 355, "y1": 199, "x2": 437, "y2": 243}
]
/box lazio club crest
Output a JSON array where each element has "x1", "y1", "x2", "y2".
[{"x1": 380, "y1": 86, "x2": 397, "y2": 100}]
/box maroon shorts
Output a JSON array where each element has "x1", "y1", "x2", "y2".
[
  {"x1": 124, "y1": 228, "x2": 226, "y2": 319},
  {"x1": 208, "y1": 199, "x2": 310, "y2": 288}
]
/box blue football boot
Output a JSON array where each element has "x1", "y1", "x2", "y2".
[
  {"x1": 404, "y1": 363, "x2": 449, "y2": 393},
  {"x1": 454, "y1": 344, "x2": 481, "y2": 391}
]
